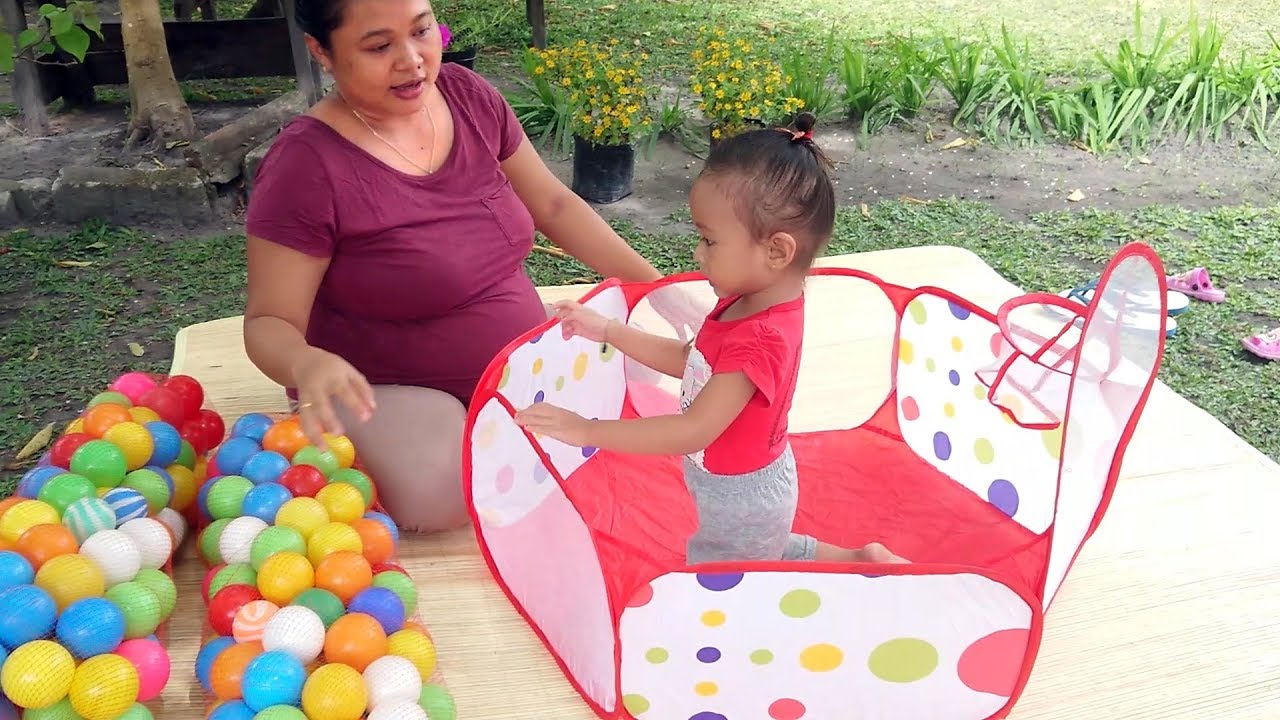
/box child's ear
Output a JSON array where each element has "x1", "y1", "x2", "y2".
[{"x1": 766, "y1": 231, "x2": 798, "y2": 268}]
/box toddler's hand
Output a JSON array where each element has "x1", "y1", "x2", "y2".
[
  {"x1": 553, "y1": 300, "x2": 611, "y2": 342},
  {"x1": 514, "y1": 402, "x2": 594, "y2": 447}
]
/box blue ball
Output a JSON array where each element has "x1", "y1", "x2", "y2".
[
  {"x1": 347, "y1": 586, "x2": 406, "y2": 634},
  {"x1": 214, "y1": 437, "x2": 262, "y2": 476},
  {"x1": 240, "y1": 483, "x2": 293, "y2": 524},
  {"x1": 57, "y1": 597, "x2": 127, "y2": 659},
  {"x1": 241, "y1": 649, "x2": 307, "y2": 712},
  {"x1": 0, "y1": 584, "x2": 57, "y2": 649},
  {"x1": 102, "y1": 487, "x2": 150, "y2": 526},
  {"x1": 196, "y1": 636, "x2": 237, "y2": 693},
  {"x1": 231, "y1": 413, "x2": 275, "y2": 443},
  {"x1": 240, "y1": 451, "x2": 291, "y2": 486},
  {"x1": 16, "y1": 465, "x2": 64, "y2": 499},
  {"x1": 363, "y1": 511, "x2": 400, "y2": 544},
  {"x1": 144, "y1": 420, "x2": 183, "y2": 467},
  {"x1": 207, "y1": 699, "x2": 256, "y2": 720},
  {"x1": 0, "y1": 552, "x2": 34, "y2": 592}
]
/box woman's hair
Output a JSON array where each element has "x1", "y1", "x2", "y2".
[
  {"x1": 700, "y1": 111, "x2": 837, "y2": 268},
  {"x1": 295, "y1": 0, "x2": 346, "y2": 48}
]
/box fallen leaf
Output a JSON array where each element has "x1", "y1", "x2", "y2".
[
  {"x1": 85, "y1": 241, "x2": 107, "y2": 250},
  {"x1": 128, "y1": 342, "x2": 145, "y2": 357},
  {"x1": 14, "y1": 422, "x2": 55, "y2": 462},
  {"x1": 55, "y1": 259, "x2": 94, "y2": 267},
  {"x1": 941, "y1": 137, "x2": 969, "y2": 150},
  {"x1": 665, "y1": 38, "x2": 680, "y2": 46},
  {"x1": 758, "y1": 21, "x2": 777, "y2": 32},
  {"x1": 27, "y1": 346, "x2": 38, "y2": 361},
  {"x1": 900, "y1": 196, "x2": 930, "y2": 205},
  {"x1": 165, "y1": 140, "x2": 189, "y2": 150},
  {"x1": 599, "y1": 3, "x2": 615, "y2": 9},
  {"x1": 860, "y1": 203, "x2": 871, "y2": 218},
  {"x1": 532, "y1": 245, "x2": 570, "y2": 259},
  {"x1": 1069, "y1": 140, "x2": 1093, "y2": 153},
  {"x1": 924, "y1": 125, "x2": 935, "y2": 144},
  {"x1": 1137, "y1": 156, "x2": 1152, "y2": 165},
  {"x1": 1067, "y1": 189, "x2": 1085, "y2": 202}
]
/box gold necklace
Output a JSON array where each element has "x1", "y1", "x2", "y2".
[{"x1": 341, "y1": 92, "x2": 438, "y2": 174}]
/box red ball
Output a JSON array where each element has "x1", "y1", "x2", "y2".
[
  {"x1": 162, "y1": 374, "x2": 205, "y2": 420},
  {"x1": 205, "y1": 458, "x2": 222, "y2": 479},
  {"x1": 201, "y1": 563, "x2": 227, "y2": 604},
  {"x1": 197, "y1": 409, "x2": 226, "y2": 451},
  {"x1": 138, "y1": 386, "x2": 186, "y2": 427},
  {"x1": 207, "y1": 583, "x2": 262, "y2": 636},
  {"x1": 49, "y1": 432, "x2": 94, "y2": 469},
  {"x1": 278, "y1": 465, "x2": 328, "y2": 498},
  {"x1": 181, "y1": 419, "x2": 212, "y2": 456},
  {"x1": 371, "y1": 562, "x2": 408, "y2": 576}
]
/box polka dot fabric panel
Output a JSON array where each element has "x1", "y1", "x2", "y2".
[
  {"x1": 895, "y1": 293, "x2": 1062, "y2": 534},
  {"x1": 618, "y1": 570, "x2": 1036, "y2": 720}
]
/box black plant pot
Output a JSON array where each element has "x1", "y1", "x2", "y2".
[
  {"x1": 571, "y1": 135, "x2": 635, "y2": 204},
  {"x1": 443, "y1": 46, "x2": 478, "y2": 70}
]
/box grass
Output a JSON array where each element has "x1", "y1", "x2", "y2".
[{"x1": 4, "y1": 204, "x2": 1277, "y2": 494}]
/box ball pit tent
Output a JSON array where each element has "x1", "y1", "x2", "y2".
[{"x1": 463, "y1": 242, "x2": 1168, "y2": 720}]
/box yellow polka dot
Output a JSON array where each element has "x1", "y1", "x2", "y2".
[
  {"x1": 498, "y1": 363, "x2": 511, "y2": 390},
  {"x1": 694, "y1": 681, "x2": 718, "y2": 696},
  {"x1": 950, "y1": 336, "x2": 964, "y2": 351},
  {"x1": 908, "y1": 299, "x2": 927, "y2": 324},
  {"x1": 974, "y1": 438, "x2": 995, "y2": 464},
  {"x1": 532, "y1": 358, "x2": 544, "y2": 374},
  {"x1": 943, "y1": 402, "x2": 955, "y2": 418},
  {"x1": 799, "y1": 643, "x2": 843, "y2": 672},
  {"x1": 898, "y1": 339, "x2": 914, "y2": 364},
  {"x1": 701, "y1": 610, "x2": 725, "y2": 627},
  {"x1": 1042, "y1": 427, "x2": 1063, "y2": 460},
  {"x1": 573, "y1": 352, "x2": 589, "y2": 380},
  {"x1": 623, "y1": 694, "x2": 651, "y2": 714},
  {"x1": 474, "y1": 421, "x2": 497, "y2": 450},
  {"x1": 973, "y1": 384, "x2": 987, "y2": 400},
  {"x1": 645, "y1": 647, "x2": 669, "y2": 663},
  {"x1": 925, "y1": 358, "x2": 936, "y2": 373}
]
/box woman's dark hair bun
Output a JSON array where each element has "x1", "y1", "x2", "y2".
[
  {"x1": 294, "y1": 0, "x2": 344, "y2": 48},
  {"x1": 793, "y1": 111, "x2": 817, "y2": 134}
]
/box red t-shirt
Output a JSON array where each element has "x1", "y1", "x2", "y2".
[
  {"x1": 245, "y1": 63, "x2": 547, "y2": 406},
  {"x1": 680, "y1": 293, "x2": 805, "y2": 475}
]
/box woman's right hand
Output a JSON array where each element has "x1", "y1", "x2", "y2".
[{"x1": 290, "y1": 346, "x2": 377, "y2": 449}]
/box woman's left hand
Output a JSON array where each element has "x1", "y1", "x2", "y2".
[{"x1": 514, "y1": 402, "x2": 593, "y2": 447}]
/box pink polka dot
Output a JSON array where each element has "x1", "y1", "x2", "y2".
[
  {"x1": 769, "y1": 698, "x2": 806, "y2": 720},
  {"x1": 957, "y1": 628, "x2": 1030, "y2": 696},
  {"x1": 495, "y1": 465, "x2": 515, "y2": 494},
  {"x1": 989, "y1": 331, "x2": 1005, "y2": 357},
  {"x1": 901, "y1": 396, "x2": 920, "y2": 421},
  {"x1": 627, "y1": 582, "x2": 654, "y2": 608}
]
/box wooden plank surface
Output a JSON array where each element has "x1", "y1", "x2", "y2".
[{"x1": 166, "y1": 246, "x2": 1280, "y2": 719}]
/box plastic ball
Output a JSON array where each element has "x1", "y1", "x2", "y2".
[
  {"x1": 199, "y1": 518, "x2": 232, "y2": 565},
  {"x1": 330, "y1": 471, "x2": 374, "y2": 514},
  {"x1": 208, "y1": 700, "x2": 256, "y2": 720},
  {"x1": 255, "y1": 550, "x2": 314, "y2": 606},
  {"x1": 34, "y1": 552, "x2": 105, "y2": 610},
  {"x1": 0, "y1": 583, "x2": 58, "y2": 647},
  {"x1": 233, "y1": 599, "x2": 280, "y2": 644},
  {"x1": 83, "y1": 403, "x2": 134, "y2": 438},
  {"x1": 196, "y1": 636, "x2": 237, "y2": 694},
  {"x1": 348, "y1": 586, "x2": 406, "y2": 635},
  {"x1": 252, "y1": 706, "x2": 308, "y2": 720},
  {"x1": 160, "y1": 374, "x2": 204, "y2": 419},
  {"x1": 14, "y1": 523, "x2": 78, "y2": 570},
  {"x1": 143, "y1": 421, "x2": 182, "y2": 467},
  {"x1": 110, "y1": 372, "x2": 157, "y2": 404},
  {"x1": 79, "y1": 529, "x2": 143, "y2": 586},
  {"x1": 70, "y1": 440, "x2": 128, "y2": 489},
  {"x1": 22, "y1": 696, "x2": 80, "y2": 719},
  {"x1": 69, "y1": 652, "x2": 140, "y2": 720},
  {"x1": 209, "y1": 583, "x2": 264, "y2": 637},
  {"x1": 48, "y1": 432, "x2": 94, "y2": 469},
  {"x1": 306, "y1": 521, "x2": 363, "y2": 566},
  {"x1": 56, "y1": 597, "x2": 127, "y2": 659},
  {"x1": 215, "y1": 437, "x2": 263, "y2": 477},
  {"x1": 261, "y1": 419, "x2": 309, "y2": 461},
  {"x1": 128, "y1": 406, "x2": 161, "y2": 425},
  {"x1": 207, "y1": 476, "x2": 255, "y2": 520},
  {"x1": 102, "y1": 422, "x2": 154, "y2": 471},
  {"x1": 16, "y1": 465, "x2": 64, "y2": 500},
  {"x1": 241, "y1": 483, "x2": 293, "y2": 525},
  {"x1": 0, "y1": 500, "x2": 60, "y2": 544},
  {"x1": 120, "y1": 468, "x2": 171, "y2": 514},
  {"x1": 113, "y1": 637, "x2": 170, "y2": 702},
  {"x1": 274, "y1": 497, "x2": 329, "y2": 539},
  {"x1": 145, "y1": 464, "x2": 175, "y2": 498},
  {"x1": 314, "y1": 483, "x2": 364, "y2": 525},
  {"x1": 231, "y1": 413, "x2": 275, "y2": 443},
  {"x1": 209, "y1": 563, "x2": 258, "y2": 600},
  {"x1": 103, "y1": 581, "x2": 163, "y2": 639},
  {"x1": 61, "y1": 496, "x2": 115, "y2": 543},
  {"x1": 155, "y1": 506, "x2": 188, "y2": 545},
  {"x1": 241, "y1": 649, "x2": 307, "y2": 711},
  {"x1": 351, "y1": 518, "x2": 396, "y2": 566},
  {"x1": 0, "y1": 550, "x2": 35, "y2": 590},
  {"x1": 301, "y1": 662, "x2": 368, "y2": 720},
  {"x1": 362, "y1": 655, "x2": 422, "y2": 710},
  {"x1": 387, "y1": 628, "x2": 437, "y2": 680},
  {"x1": 260, "y1": 605, "x2": 327, "y2": 665},
  {"x1": 314, "y1": 550, "x2": 372, "y2": 604},
  {"x1": 113, "y1": 702, "x2": 155, "y2": 720},
  {"x1": 249, "y1": 525, "x2": 307, "y2": 571},
  {"x1": 102, "y1": 487, "x2": 150, "y2": 526},
  {"x1": 323, "y1": 435, "x2": 357, "y2": 470},
  {"x1": 91, "y1": 389, "x2": 134, "y2": 408},
  {"x1": 35, "y1": 472, "x2": 97, "y2": 515},
  {"x1": 136, "y1": 386, "x2": 186, "y2": 428},
  {"x1": 290, "y1": 587, "x2": 346, "y2": 628},
  {"x1": 292, "y1": 445, "x2": 340, "y2": 478},
  {"x1": 419, "y1": 683, "x2": 457, "y2": 720},
  {"x1": 362, "y1": 510, "x2": 399, "y2": 542},
  {"x1": 240, "y1": 451, "x2": 291, "y2": 486},
  {"x1": 278, "y1": 465, "x2": 327, "y2": 498},
  {"x1": 1, "y1": 639, "x2": 76, "y2": 709},
  {"x1": 368, "y1": 702, "x2": 428, "y2": 720},
  {"x1": 132, "y1": 568, "x2": 178, "y2": 619},
  {"x1": 371, "y1": 570, "x2": 418, "y2": 614},
  {"x1": 176, "y1": 439, "x2": 198, "y2": 470},
  {"x1": 210, "y1": 640, "x2": 263, "y2": 701},
  {"x1": 323, "y1": 612, "x2": 388, "y2": 672},
  {"x1": 118, "y1": 517, "x2": 175, "y2": 570},
  {"x1": 194, "y1": 409, "x2": 228, "y2": 453},
  {"x1": 220, "y1": 516, "x2": 269, "y2": 566}
]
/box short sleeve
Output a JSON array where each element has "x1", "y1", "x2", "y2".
[
  {"x1": 244, "y1": 127, "x2": 338, "y2": 258},
  {"x1": 449, "y1": 64, "x2": 526, "y2": 162},
  {"x1": 711, "y1": 323, "x2": 795, "y2": 405}
]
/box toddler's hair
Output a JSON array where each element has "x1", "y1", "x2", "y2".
[{"x1": 700, "y1": 111, "x2": 836, "y2": 268}]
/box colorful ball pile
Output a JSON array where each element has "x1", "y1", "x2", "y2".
[
  {"x1": 0, "y1": 372, "x2": 226, "y2": 718},
  {"x1": 193, "y1": 414, "x2": 455, "y2": 720}
]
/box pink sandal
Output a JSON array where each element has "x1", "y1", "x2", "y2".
[
  {"x1": 1166, "y1": 267, "x2": 1226, "y2": 302},
  {"x1": 1242, "y1": 327, "x2": 1280, "y2": 360}
]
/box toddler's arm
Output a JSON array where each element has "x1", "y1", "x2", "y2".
[{"x1": 602, "y1": 318, "x2": 690, "y2": 379}]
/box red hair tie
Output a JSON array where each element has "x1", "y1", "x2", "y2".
[{"x1": 776, "y1": 127, "x2": 813, "y2": 142}]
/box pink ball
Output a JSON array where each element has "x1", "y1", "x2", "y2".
[
  {"x1": 114, "y1": 638, "x2": 171, "y2": 702},
  {"x1": 111, "y1": 372, "x2": 158, "y2": 404}
]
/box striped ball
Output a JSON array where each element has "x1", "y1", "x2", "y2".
[
  {"x1": 63, "y1": 497, "x2": 117, "y2": 543},
  {"x1": 103, "y1": 487, "x2": 150, "y2": 526}
]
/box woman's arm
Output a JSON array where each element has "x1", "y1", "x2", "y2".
[
  {"x1": 502, "y1": 137, "x2": 662, "y2": 283},
  {"x1": 243, "y1": 236, "x2": 328, "y2": 387}
]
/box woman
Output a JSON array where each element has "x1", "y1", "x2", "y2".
[{"x1": 243, "y1": 0, "x2": 697, "y2": 533}]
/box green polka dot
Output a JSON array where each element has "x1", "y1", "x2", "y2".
[
  {"x1": 555, "y1": 376, "x2": 565, "y2": 391},
  {"x1": 974, "y1": 438, "x2": 995, "y2": 464},
  {"x1": 498, "y1": 363, "x2": 511, "y2": 389},
  {"x1": 908, "y1": 300, "x2": 927, "y2": 324},
  {"x1": 925, "y1": 358, "x2": 936, "y2": 372},
  {"x1": 779, "y1": 589, "x2": 821, "y2": 618},
  {"x1": 623, "y1": 694, "x2": 650, "y2": 714},
  {"x1": 750, "y1": 649, "x2": 774, "y2": 665},
  {"x1": 1042, "y1": 427, "x2": 1063, "y2": 459},
  {"x1": 868, "y1": 637, "x2": 939, "y2": 683},
  {"x1": 645, "y1": 647, "x2": 669, "y2": 664},
  {"x1": 600, "y1": 343, "x2": 617, "y2": 361}
]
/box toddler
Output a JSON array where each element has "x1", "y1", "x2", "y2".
[{"x1": 515, "y1": 113, "x2": 906, "y2": 566}]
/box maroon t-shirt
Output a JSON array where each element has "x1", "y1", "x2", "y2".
[{"x1": 246, "y1": 63, "x2": 547, "y2": 406}]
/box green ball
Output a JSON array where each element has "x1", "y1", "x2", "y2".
[
  {"x1": 373, "y1": 570, "x2": 419, "y2": 616},
  {"x1": 89, "y1": 391, "x2": 132, "y2": 409},
  {"x1": 23, "y1": 698, "x2": 80, "y2": 720},
  {"x1": 115, "y1": 703, "x2": 155, "y2": 720},
  {"x1": 104, "y1": 580, "x2": 162, "y2": 638},
  {"x1": 250, "y1": 525, "x2": 307, "y2": 571},
  {"x1": 291, "y1": 587, "x2": 346, "y2": 628},
  {"x1": 70, "y1": 439, "x2": 128, "y2": 488},
  {"x1": 176, "y1": 439, "x2": 197, "y2": 470},
  {"x1": 200, "y1": 517, "x2": 232, "y2": 565},
  {"x1": 206, "y1": 475, "x2": 254, "y2": 520},
  {"x1": 292, "y1": 445, "x2": 339, "y2": 478},
  {"x1": 133, "y1": 567, "x2": 178, "y2": 620},
  {"x1": 210, "y1": 562, "x2": 258, "y2": 598},
  {"x1": 329, "y1": 468, "x2": 374, "y2": 509},
  {"x1": 36, "y1": 472, "x2": 97, "y2": 515},
  {"x1": 122, "y1": 468, "x2": 171, "y2": 513},
  {"x1": 420, "y1": 682, "x2": 457, "y2": 720},
  {"x1": 253, "y1": 706, "x2": 307, "y2": 720}
]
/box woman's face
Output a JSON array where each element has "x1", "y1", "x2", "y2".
[{"x1": 311, "y1": 0, "x2": 443, "y2": 118}]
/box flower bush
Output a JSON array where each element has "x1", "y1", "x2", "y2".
[
  {"x1": 689, "y1": 26, "x2": 807, "y2": 139},
  {"x1": 529, "y1": 39, "x2": 656, "y2": 147}
]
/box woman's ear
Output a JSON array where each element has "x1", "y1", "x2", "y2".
[
  {"x1": 766, "y1": 231, "x2": 798, "y2": 268},
  {"x1": 303, "y1": 35, "x2": 333, "y2": 73}
]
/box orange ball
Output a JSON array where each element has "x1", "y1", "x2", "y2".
[
  {"x1": 262, "y1": 419, "x2": 309, "y2": 461},
  {"x1": 350, "y1": 518, "x2": 395, "y2": 566},
  {"x1": 15, "y1": 523, "x2": 80, "y2": 569},
  {"x1": 209, "y1": 640, "x2": 263, "y2": 701},
  {"x1": 314, "y1": 550, "x2": 372, "y2": 604},
  {"x1": 323, "y1": 612, "x2": 388, "y2": 672},
  {"x1": 82, "y1": 403, "x2": 133, "y2": 438}
]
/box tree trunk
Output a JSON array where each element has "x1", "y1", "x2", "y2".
[{"x1": 119, "y1": 0, "x2": 196, "y2": 149}]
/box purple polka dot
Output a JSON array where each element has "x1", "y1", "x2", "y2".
[
  {"x1": 988, "y1": 479, "x2": 1020, "y2": 516},
  {"x1": 948, "y1": 301, "x2": 972, "y2": 319},
  {"x1": 696, "y1": 647, "x2": 721, "y2": 663},
  {"x1": 933, "y1": 432, "x2": 952, "y2": 460},
  {"x1": 689, "y1": 714, "x2": 728, "y2": 720},
  {"x1": 948, "y1": 369, "x2": 960, "y2": 386},
  {"x1": 532, "y1": 462, "x2": 549, "y2": 484},
  {"x1": 530, "y1": 332, "x2": 544, "y2": 343},
  {"x1": 581, "y1": 446, "x2": 598, "y2": 458},
  {"x1": 534, "y1": 390, "x2": 546, "y2": 403},
  {"x1": 860, "y1": 573, "x2": 885, "y2": 578},
  {"x1": 695, "y1": 572, "x2": 743, "y2": 591}
]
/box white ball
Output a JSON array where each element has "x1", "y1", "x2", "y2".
[
  {"x1": 368, "y1": 702, "x2": 429, "y2": 720},
  {"x1": 363, "y1": 655, "x2": 423, "y2": 710},
  {"x1": 117, "y1": 517, "x2": 174, "y2": 569},
  {"x1": 218, "y1": 516, "x2": 268, "y2": 565},
  {"x1": 79, "y1": 528, "x2": 142, "y2": 586},
  {"x1": 156, "y1": 507, "x2": 187, "y2": 546},
  {"x1": 260, "y1": 605, "x2": 326, "y2": 664}
]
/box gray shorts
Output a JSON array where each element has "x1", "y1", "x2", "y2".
[{"x1": 682, "y1": 443, "x2": 817, "y2": 564}]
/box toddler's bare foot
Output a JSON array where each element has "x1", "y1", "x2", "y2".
[{"x1": 815, "y1": 541, "x2": 910, "y2": 564}]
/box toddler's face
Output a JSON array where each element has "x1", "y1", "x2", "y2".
[{"x1": 688, "y1": 176, "x2": 793, "y2": 298}]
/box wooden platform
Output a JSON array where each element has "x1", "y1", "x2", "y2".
[{"x1": 164, "y1": 247, "x2": 1280, "y2": 719}]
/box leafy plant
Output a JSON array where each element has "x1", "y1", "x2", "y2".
[
  {"x1": 779, "y1": 30, "x2": 841, "y2": 120},
  {"x1": 0, "y1": 0, "x2": 102, "y2": 74},
  {"x1": 506, "y1": 47, "x2": 577, "y2": 156}
]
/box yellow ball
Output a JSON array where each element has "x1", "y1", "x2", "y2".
[
  {"x1": 193, "y1": 457, "x2": 209, "y2": 484},
  {"x1": 306, "y1": 522, "x2": 363, "y2": 567},
  {"x1": 166, "y1": 464, "x2": 198, "y2": 512},
  {"x1": 323, "y1": 434, "x2": 357, "y2": 470},
  {"x1": 65, "y1": 417, "x2": 86, "y2": 435},
  {"x1": 315, "y1": 483, "x2": 365, "y2": 525},
  {"x1": 36, "y1": 553, "x2": 107, "y2": 611},
  {"x1": 69, "y1": 653, "x2": 139, "y2": 720},
  {"x1": 0, "y1": 500, "x2": 61, "y2": 544},
  {"x1": 256, "y1": 551, "x2": 315, "y2": 605},
  {"x1": 388, "y1": 629, "x2": 437, "y2": 679},
  {"x1": 127, "y1": 407, "x2": 161, "y2": 425},
  {"x1": 1, "y1": 639, "x2": 75, "y2": 709},
  {"x1": 302, "y1": 663, "x2": 368, "y2": 720},
  {"x1": 275, "y1": 497, "x2": 330, "y2": 540},
  {"x1": 103, "y1": 422, "x2": 154, "y2": 471}
]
